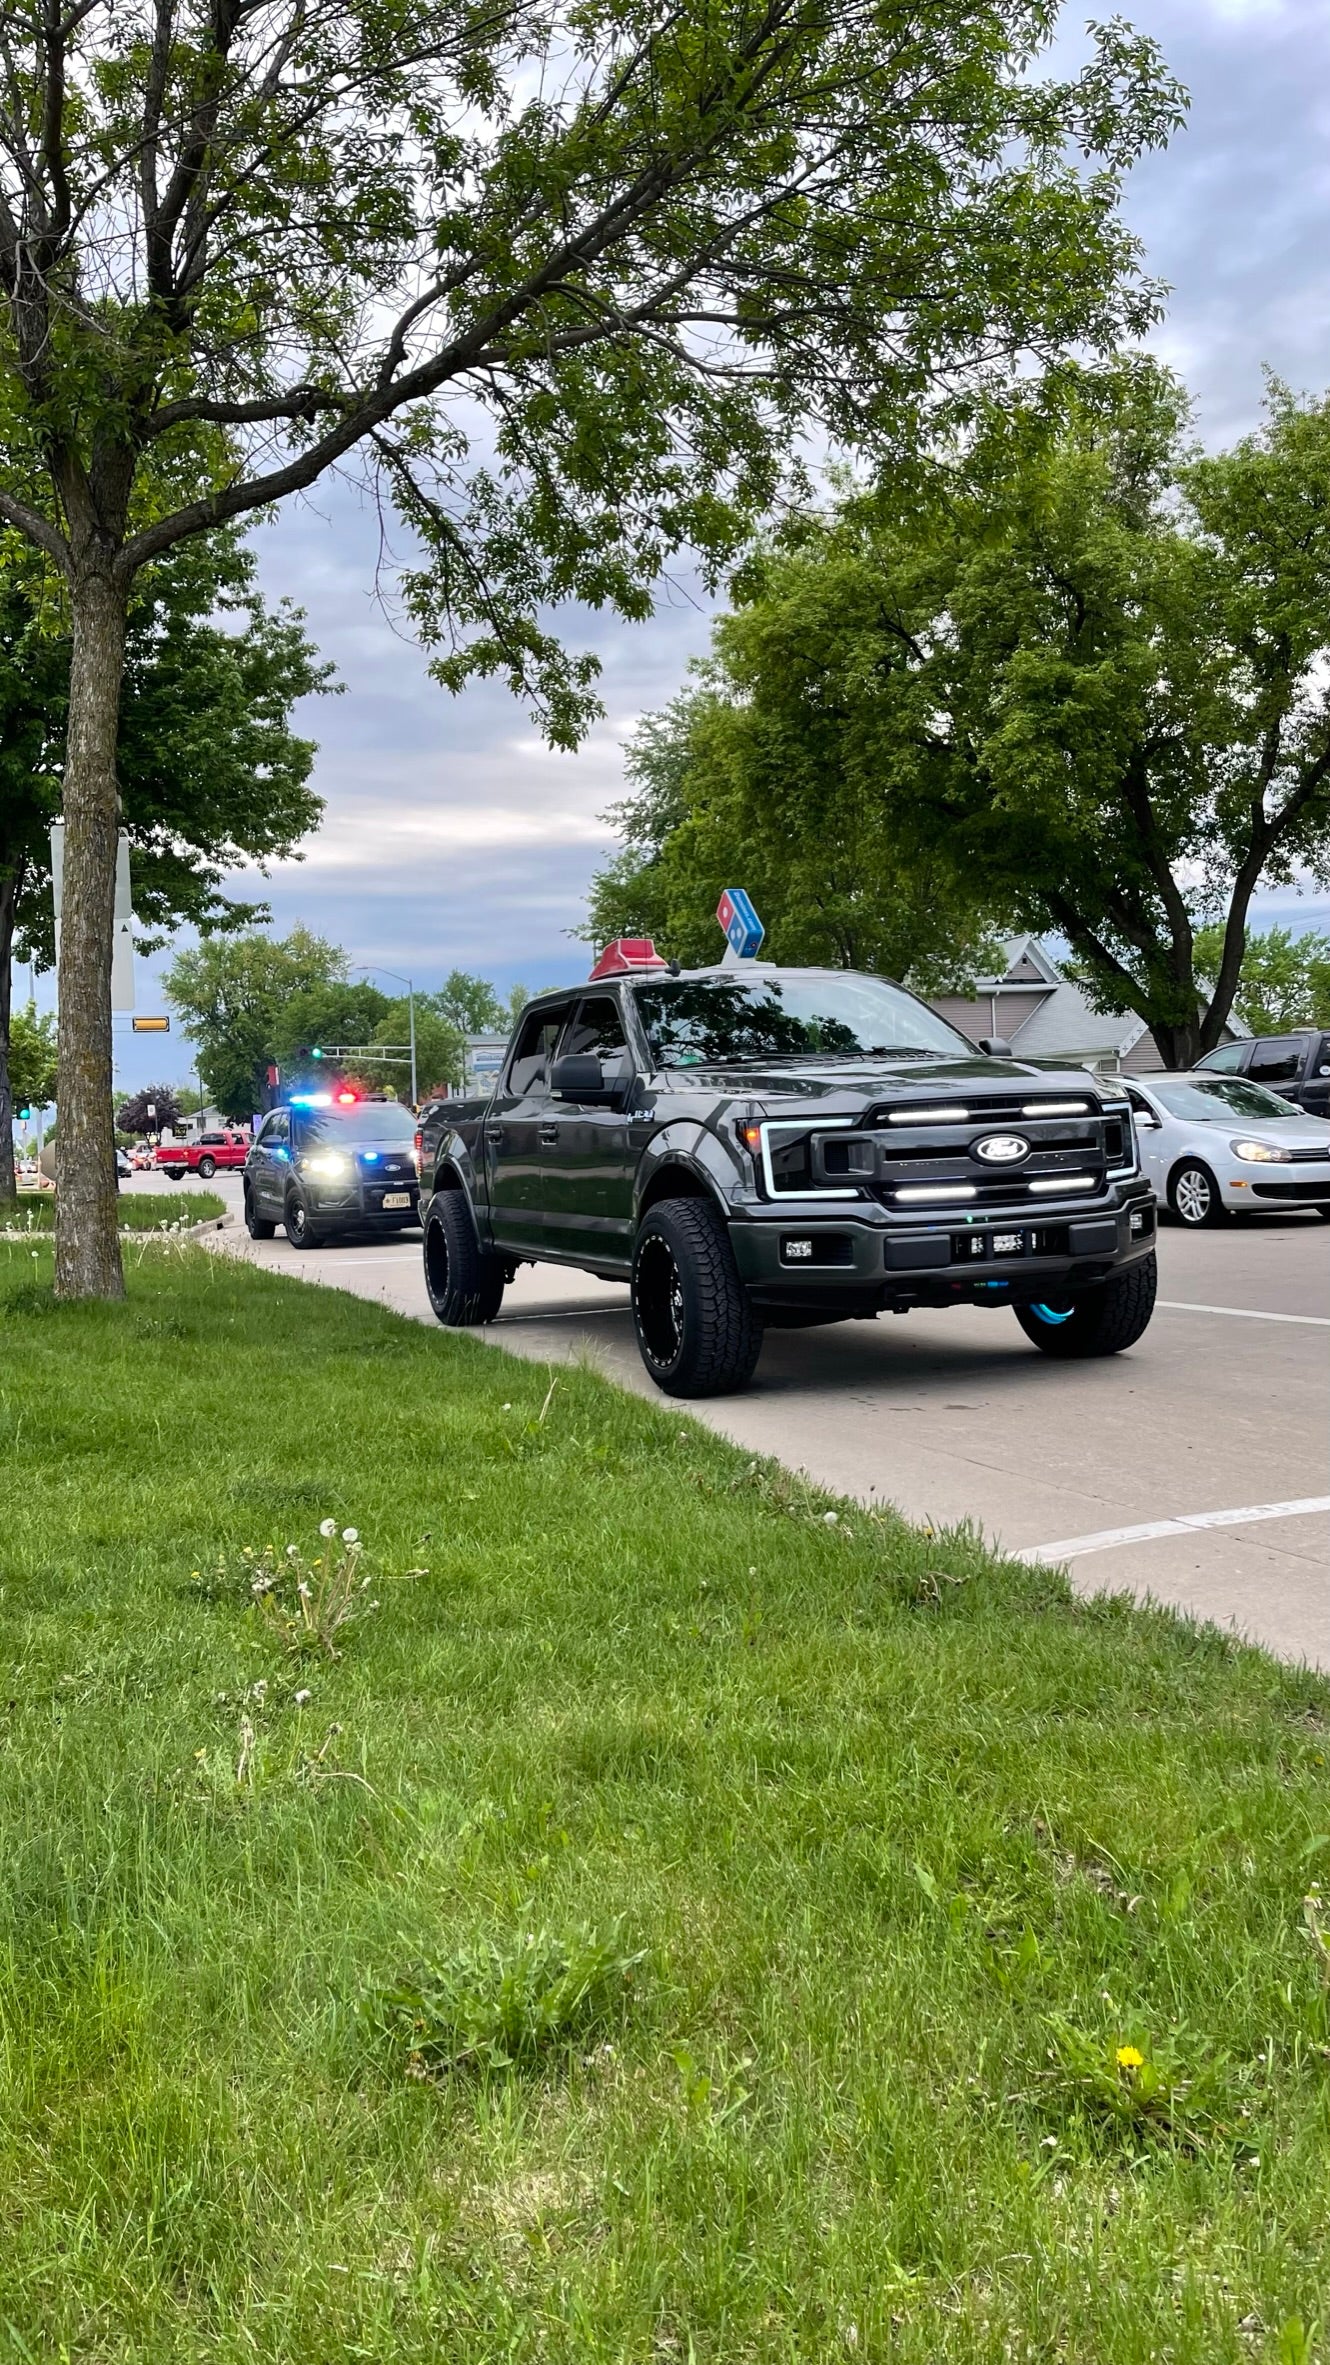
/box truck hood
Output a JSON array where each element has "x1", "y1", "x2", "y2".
[{"x1": 665, "y1": 1054, "x2": 1100, "y2": 1105}]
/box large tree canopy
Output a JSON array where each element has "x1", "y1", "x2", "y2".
[
  {"x1": 612, "y1": 369, "x2": 1330, "y2": 1065},
  {"x1": 0, "y1": 0, "x2": 1182, "y2": 1294}
]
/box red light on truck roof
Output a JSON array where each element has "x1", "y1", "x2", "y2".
[
  {"x1": 335, "y1": 1089, "x2": 358, "y2": 1104},
  {"x1": 589, "y1": 936, "x2": 669, "y2": 979}
]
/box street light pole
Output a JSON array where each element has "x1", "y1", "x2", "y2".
[{"x1": 353, "y1": 964, "x2": 417, "y2": 1104}]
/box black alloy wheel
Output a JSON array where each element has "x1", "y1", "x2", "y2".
[
  {"x1": 284, "y1": 1191, "x2": 323, "y2": 1250},
  {"x1": 631, "y1": 1198, "x2": 763, "y2": 1398},
  {"x1": 422, "y1": 1191, "x2": 506, "y2": 1325},
  {"x1": 1014, "y1": 1252, "x2": 1157, "y2": 1359},
  {"x1": 243, "y1": 1187, "x2": 276, "y2": 1240}
]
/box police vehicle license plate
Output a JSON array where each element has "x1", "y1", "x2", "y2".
[
  {"x1": 382, "y1": 1191, "x2": 412, "y2": 1209},
  {"x1": 991, "y1": 1231, "x2": 1025, "y2": 1256}
]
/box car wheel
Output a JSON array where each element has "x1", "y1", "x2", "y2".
[
  {"x1": 196, "y1": 1155, "x2": 216, "y2": 1178},
  {"x1": 632, "y1": 1197, "x2": 763, "y2": 1398},
  {"x1": 163, "y1": 1167, "x2": 185, "y2": 1180},
  {"x1": 244, "y1": 1187, "x2": 276, "y2": 1241},
  {"x1": 423, "y1": 1191, "x2": 506, "y2": 1324},
  {"x1": 1168, "y1": 1160, "x2": 1225, "y2": 1228},
  {"x1": 284, "y1": 1192, "x2": 324, "y2": 1249},
  {"x1": 1014, "y1": 1252, "x2": 1158, "y2": 1359}
]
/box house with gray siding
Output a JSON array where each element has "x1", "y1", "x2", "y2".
[{"x1": 928, "y1": 936, "x2": 1246, "y2": 1077}]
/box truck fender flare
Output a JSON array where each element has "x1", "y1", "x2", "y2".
[
  {"x1": 425, "y1": 1130, "x2": 482, "y2": 1210},
  {"x1": 635, "y1": 1122, "x2": 740, "y2": 1226}
]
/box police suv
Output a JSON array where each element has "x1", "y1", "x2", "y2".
[{"x1": 415, "y1": 943, "x2": 1157, "y2": 1397}]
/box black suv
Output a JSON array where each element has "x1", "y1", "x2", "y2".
[
  {"x1": 1195, "y1": 1030, "x2": 1330, "y2": 1118},
  {"x1": 244, "y1": 1097, "x2": 420, "y2": 1246},
  {"x1": 416, "y1": 964, "x2": 1157, "y2": 1397}
]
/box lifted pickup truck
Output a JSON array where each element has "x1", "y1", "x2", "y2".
[
  {"x1": 416, "y1": 960, "x2": 1158, "y2": 1397},
  {"x1": 156, "y1": 1129, "x2": 250, "y2": 1180}
]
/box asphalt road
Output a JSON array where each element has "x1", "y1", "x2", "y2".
[{"x1": 143, "y1": 1171, "x2": 1329, "y2": 1670}]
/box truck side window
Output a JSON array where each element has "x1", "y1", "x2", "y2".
[
  {"x1": 564, "y1": 995, "x2": 632, "y2": 1080},
  {"x1": 507, "y1": 1008, "x2": 569, "y2": 1095},
  {"x1": 1248, "y1": 1037, "x2": 1301, "y2": 1085},
  {"x1": 258, "y1": 1111, "x2": 289, "y2": 1147},
  {"x1": 1195, "y1": 1042, "x2": 1244, "y2": 1074}
]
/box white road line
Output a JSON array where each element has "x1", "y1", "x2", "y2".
[
  {"x1": 1018, "y1": 1496, "x2": 1330, "y2": 1566},
  {"x1": 1158, "y1": 1300, "x2": 1330, "y2": 1327}
]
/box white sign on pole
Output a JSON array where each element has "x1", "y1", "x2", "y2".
[{"x1": 50, "y1": 822, "x2": 136, "y2": 1011}]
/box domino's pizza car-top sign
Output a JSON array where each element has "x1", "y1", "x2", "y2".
[{"x1": 716, "y1": 887, "x2": 765, "y2": 959}]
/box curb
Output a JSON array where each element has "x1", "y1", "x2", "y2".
[{"x1": 1, "y1": 1212, "x2": 238, "y2": 1244}]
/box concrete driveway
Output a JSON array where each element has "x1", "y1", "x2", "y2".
[{"x1": 156, "y1": 1171, "x2": 1328, "y2": 1670}]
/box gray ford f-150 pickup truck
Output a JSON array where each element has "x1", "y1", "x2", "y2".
[{"x1": 415, "y1": 958, "x2": 1158, "y2": 1396}]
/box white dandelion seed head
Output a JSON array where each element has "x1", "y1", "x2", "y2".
[
  {"x1": 319, "y1": 1518, "x2": 337, "y2": 1538},
  {"x1": 285, "y1": 1544, "x2": 299, "y2": 1560},
  {"x1": 294, "y1": 1688, "x2": 311, "y2": 1706},
  {"x1": 823, "y1": 1510, "x2": 839, "y2": 1526},
  {"x1": 341, "y1": 1527, "x2": 358, "y2": 1544}
]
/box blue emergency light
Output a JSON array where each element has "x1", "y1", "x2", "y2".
[
  {"x1": 717, "y1": 887, "x2": 764, "y2": 959},
  {"x1": 290, "y1": 1091, "x2": 333, "y2": 1107}
]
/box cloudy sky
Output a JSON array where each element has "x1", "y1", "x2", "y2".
[{"x1": 110, "y1": 0, "x2": 1330, "y2": 1092}]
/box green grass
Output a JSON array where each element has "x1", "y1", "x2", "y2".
[
  {"x1": 1, "y1": 1241, "x2": 1328, "y2": 2363},
  {"x1": 2, "y1": 1189, "x2": 226, "y2": 1232}
]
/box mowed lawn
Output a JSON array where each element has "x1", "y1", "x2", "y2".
[{"x1": 1, "y1": 1243, "x2": 1328, "y2": 2363}]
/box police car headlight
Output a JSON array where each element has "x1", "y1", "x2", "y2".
[
  {"x1": 1230, "y1": 1138, "x2": 1290, "y2": 1163},
  {"x1": 305, "y1": 1152, "x2": 351, "y2": 1179}
]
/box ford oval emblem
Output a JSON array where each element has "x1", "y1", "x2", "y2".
[{"x1": 974, "y1": 1133, "x2": 1029, "y2": 1165}]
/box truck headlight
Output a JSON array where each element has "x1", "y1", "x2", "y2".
[
  {"x1": 1230, "y1": 1138, "x2": 1290, "y2": 1163},
  {"x1": 305, "y1": 1151, "x2": 351, "y2": 1179}
]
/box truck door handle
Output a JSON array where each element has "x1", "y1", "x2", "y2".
[
  {"x1": 538, "y1": 1124, "x2": 559, "y2": 1147},
  {"x1": 485, "y1": 1124, "x2": 504, "y2": 1145}
]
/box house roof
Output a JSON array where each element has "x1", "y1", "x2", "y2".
[{"x1": 966, "y1": 935, "x2": 1245, "y2": 1055}]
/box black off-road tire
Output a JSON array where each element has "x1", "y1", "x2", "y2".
[
  {"x1": 423, "y1": 1190, "x2": 506, "y2": 1325},
  {"x1": 1167, "y1": 1159, "x2": 1226, "y2": 1228},
  {"x1": 1014, "y1": 1251, "x2": 1158, "y2": 1359},
  {"x1": 243, "y1": 1187, "x2": 276, "y2": 1241},
  {"x1": 284, "y1": 1191, "x2": 324, "y2": 1250},
  {"x1": 631, "y1": 1197, "x2": 763, "y2": 1398},
  {"x1": 162, "y1": 1167, "x2": 186, "y2": 1180},
  {"x1": 196, "y1": 1154, "x2": 217, "y2": 1179}
]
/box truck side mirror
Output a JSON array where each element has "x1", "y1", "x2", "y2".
[
  {"x1": 978, "y1": 1036, "x2": 1013, "y2": 1058},
  {"x1": 550, "y1": 1053, "x2": 625, "y2": 1105}
]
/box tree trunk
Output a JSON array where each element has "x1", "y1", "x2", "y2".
[
  {"x1": 0, "y1": 865, "x2": 16, "y2": 1207},
  {"x1": 54, "y1": 568, "x2": 128, "y2": 1301},
  {"x1": 1148, "y1": 1017, "x2": 1200, "y2": 1069}
]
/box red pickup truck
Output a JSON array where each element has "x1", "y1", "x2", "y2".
[{"x1": 156, "y1": 1129, "x2": 251, "y2": 1180}]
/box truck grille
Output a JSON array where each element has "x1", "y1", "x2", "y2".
[{"x1": 764, "y1": 1095, "x2": 1129, "y2": 1208}]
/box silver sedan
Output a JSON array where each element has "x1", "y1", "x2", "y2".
[{"x1": 1118, "y1": 1072, "x2": 1330, "y2": 1227}]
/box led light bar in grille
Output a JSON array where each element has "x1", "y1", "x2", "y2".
[
  {"x1": 886, "y1": 1105, "x2": 969, "y2": 1125},
  {"x1": 1022, "y1": 1100, "x2": 1090, "y2": 1117},
  {"x1": 1028, "y1": 1176, "x2": 1098, "y2": 1194},
  {"x1": 895, "y1": 1183, "x2": 978, "y2": 1203}
]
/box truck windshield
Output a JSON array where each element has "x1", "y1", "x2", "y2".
[
  {"x1": 631, "y1": 974, "x2": 972, "y2": 1065},
  {"x1": 297, "y1": 1104, "x2": 416, "y2": 1144}
]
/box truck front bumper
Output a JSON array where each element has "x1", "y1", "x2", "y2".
[{"x1": 728, "y1": 1183, "x2": 1155, "y2": 1312}]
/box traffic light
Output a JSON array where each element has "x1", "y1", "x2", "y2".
[
  {"x1": 311, "y1": 1046, "x2": 325, "y2": 1060},
  {"x1": 16, "y1": 1104, "x2": 31, "y2": 1121}
]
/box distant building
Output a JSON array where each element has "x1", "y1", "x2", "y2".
[{"x1": 928, "y1": 935, "x2": 1247, "y2": 1077}]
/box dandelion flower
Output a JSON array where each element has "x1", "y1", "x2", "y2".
[
  {"x1": 341, "y1": 1527, "x2": 359, "y2": 1544},
  {"x1": 319, "y1": 1518, "x2": 337, "y2": 1538},
  {"x1": 823, "y1": 1510, "x2": 839, "y2": 1526},
  {"x1": 285, "y1": 1544, "x2": 299, "y2": 1560},
  {"x1": 1115, "y1": 2045, "x2": 1144, "y2": 2071},
  {"x1": 294, "y1": 1688, "x2": 312, "y2": 1707}
]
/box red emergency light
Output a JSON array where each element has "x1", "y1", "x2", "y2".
[
  {"x1": 588, "y1": 936, "x2": 669, "y2": 980},
  {"x1": 335, "y1": 1088, "x2": 358, "y2": 1104}
]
